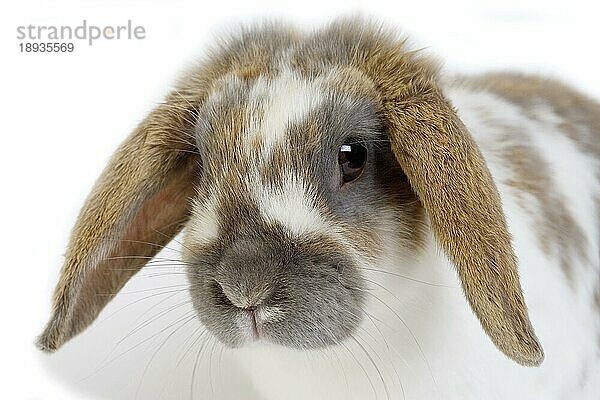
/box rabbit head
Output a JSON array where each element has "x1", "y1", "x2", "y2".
[{"x1": 37, "y1": 19, "x2": 544, "y2": 367}]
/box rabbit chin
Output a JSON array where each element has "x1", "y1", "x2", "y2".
[
  {"x1": 231, "y1": 305, "x2": 281, "y2": 345},
  {"x1": 197, "y1": 305, "x2": 361, "y2": 350}
]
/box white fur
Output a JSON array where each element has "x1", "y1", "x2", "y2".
[
  {"x1": 256, "y1": 173, "x2": 331, "y2": 237},
  {"x1": 185, "y1": 195, "x2": 220, "y2": 246},
  {"x1": 247, "y1": 68, "x2": 323, "y2": 159}
]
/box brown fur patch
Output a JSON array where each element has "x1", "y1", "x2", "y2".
[
  {"x1": 493, "y1": 129, "x2": 589, "y2": 284},
  {"x1": 317, "y1": 66, "x2": 381, "y2": 102},
  {"x1": 457, "y1": 73, "x2": 600, "y2": 159}
]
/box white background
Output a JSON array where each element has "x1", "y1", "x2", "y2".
[{"x1": 1, "y1": 0, "x2": 599, "y2": 399}]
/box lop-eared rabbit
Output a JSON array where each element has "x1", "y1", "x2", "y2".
[{"x1": 38, "y1": 18, "x2": 600, "y2": 399}]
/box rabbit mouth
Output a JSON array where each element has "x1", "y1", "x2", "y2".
[
  {"x1": 246, "y1": 307, "x2": 260, "y2": 340},
  {"x1": 239, "y1": 305, "x2": 269, "y2": 341}
]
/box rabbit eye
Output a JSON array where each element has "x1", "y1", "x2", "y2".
[{"x1": 338, "y1": 142, "x2": 367, "y2": 184}]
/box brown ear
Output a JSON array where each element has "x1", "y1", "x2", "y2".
[
  {"x1": 37, "y1": 94, "x2": 201, "y2": 352},
  {"x1": 380, "y1": 82, "x2": 544, "y2": 366}
]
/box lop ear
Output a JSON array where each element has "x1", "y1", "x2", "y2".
[
  {"x1": 380, "y1": 83, "x2": 544, "y2": 366},
  {"x1": 37, "y1": 93, "x2": 201, "y2": 352}
]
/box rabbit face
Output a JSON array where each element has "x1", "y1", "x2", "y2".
[
  {"x1": 38, "y1": 19, "x2": 543, "y2": 367},
  {"x1": 182, "y1": 69, "x2": 422, "y2": 348}
]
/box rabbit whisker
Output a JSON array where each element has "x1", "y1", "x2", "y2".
[
  {"x1": 99, "y1": 285, "x2": 189, "y2": 297},
  {"x1": 359, "y1": 266, "x2": 456, "y2": 288},
  {"x1": 155, "y1": 326, "x2": 206, "y2": 400},
  {"x1": 208, "y1": 336, "x2": 219, "y2": 397},
  {"x1": 363, "y1": 284, "x2": 436, "y2": 388},
  {"x1": 176, "y1": 327, "x2": 207, "y2": 369},
  {"x1": 331, "y1": 346, "x2": 351, "y2": 399},
  {"x1": 341, "y1": 340, "x2": 378, "y2": 400},
  {"x1": 151, "y1": 226, "x2": 199, "y2": 259},
  {"x1": 116, "y1": 301, "x2": 194, "y2": 346},
  {"x1": 97, "y1": 289, "x2": 187, "y2": 324},
  {"x1": 78, "y1": 311, "x2": 195, "y2": 384},
  {"x1": 72, "y1": 235, "x2": 185, "y2": 255},
  {"x1": 190, "y1": 333, "x2": 213, "y2": 400},
  {"x1": 135, "y1": 313, "x2": 197, "y2": 399},
  {"x1": 359, "y1": 309, "x2": 407, "y2": 399},
  {"x1": 352, "y1": 332, "x2": 392, "y2": 400}
]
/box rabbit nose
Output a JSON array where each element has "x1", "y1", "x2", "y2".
[
  {"x1": 214, "y1": 279, "x2": 271, "y2": 310},
  {"x1": 215, "y1": 238, "x2": 283, "y2": 308}
]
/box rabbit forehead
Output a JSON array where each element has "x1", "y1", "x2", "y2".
[
  {"x1": 196, "y1": 69, "x2": 321, "y2": 163},
  {"x1": 196, "y1": 65, "x2": 378, "y2": 151},
  {"x1": 245, "y1": 69, "x2": 325, "y2": 157},
  {"x1": 189, "y1": 67, "x2": 380, "y2": 245}
]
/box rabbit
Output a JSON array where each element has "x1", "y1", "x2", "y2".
[{"x1": 36, "y1": 17, "x2": 600, "y2": 400}]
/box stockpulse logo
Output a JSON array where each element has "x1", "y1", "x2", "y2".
[{"x1": 17, "y1": 20, "x2": 146, "y2": 52}]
